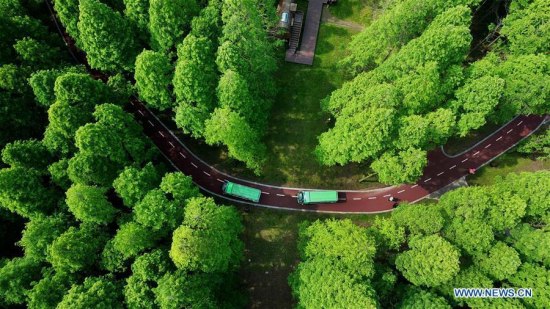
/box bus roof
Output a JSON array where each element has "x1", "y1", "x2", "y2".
[
  {"x1": 303, "y1": 191, "x2": 338, "y2": 203},
  {"x1": 224, "y1": 182, "x2": 261, "y2": 202}
]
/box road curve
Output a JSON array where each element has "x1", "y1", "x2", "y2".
[{"x1": 46, "y1": 1, "x2": 548, "y2": 213}]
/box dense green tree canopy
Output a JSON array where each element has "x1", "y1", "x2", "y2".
[
  {"x1": 148, "y1": 0, "x2": 199, "y2": 52},
  {"x1": 154, "y1": 270, "x2": 217, "y2": 309},
  {"x1": 395, "y1": 235, "x2": 460, "y2": 287},
  {"x1": 170, "y1": 197, "x2": 243, "y2": 273},
  {"x1": 299, "y1": 219, "x2": 376, "y2": 278},
  {"x1": 173, "y1": 35, "x2": 219, "y2": 137},
  {"x1": 47, "y1": 224, "x2": 108, "y2": 273},
  {"x1": 0, "y1": 257, "x2": 42, "y2": 305},
  {"x1": 57, "y1": 276, "x2": 123, "y2": 309},
  {"x1": 291, "y1": 172, "x2": 550, "y2": 307},
  {"x1": 18, "y1": 214, "x2": 68, "y2": 261},
  {"x1": 1, "y1": 139, "x2": 53, "y2": 171},
  {"x1": 112, "y1": 221, "x2": 158, "y2": 259},
  {"x1": 341, "y1": 0, "x2": 481, "y2": 73},
  {"x1": 113, "y1": 163, "x2": 161, "y2": 207},
  {"x1": 78, "y1": 0, "x2": 139, "y2": 71},
  {"x1": 27, "y1": 269, "x2": 74, "y2": 309},
  {"x1": 0, "y1": 166, "x2": 57, "y2": 218},
  {"x1": 500, "y1": 0, "x2": 550, "y2": 55},
  {"x1": 66, "y1": 183, "x2": 117, "y2": 224},
  {"x1": 204, "y1": 107, "x2": 267, "y2": 174},
  {"x1": 134, "y1": 50, "x2": 173, "y2": 110}
]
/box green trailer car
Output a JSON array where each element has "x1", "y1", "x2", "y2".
[
  {"x1": 297, "y1": 190, "x2": 339, "y2": 205},
  {"x1": 222, "y1": 181, "x2": 261, "y2": 203}
]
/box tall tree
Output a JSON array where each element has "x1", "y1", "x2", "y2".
[
  {"x1": 173, "y1": 35, "x2": 218, "y2": 137},
  {"x1": 0, "y1": 167, "x2": 57, "y2": 218},
  {"x1": 47, "y1": 224, "x2": 108, "y2": 273},
  {"x1": 148, "y1": 0, "x2": 199, "y2": 52},
  {"x1": 134, "y1": 50, "x2": 173, "y2": 110},
  {"x1": 78, "y1": 0, "x2": 139, "y2": 71},
  {"x1": 500, "y1": 0, "x2": 550, "y2": 55},
  {"x1": 169, "y1": 197, "x2": 243, "y2": 273},
  {"x1": 1, "y1": 139, "x2": 53, "y2": 171},
  {"x1": 57, "y1": 276, "x2": 123, "y2": 309},
  {"x1": 113, "y1": 163, "x2": 161, "y2": 207},
  {"x1": 395, "y1": 235, "x2": 460, "y2": 287},
  {"x1": 18, "y1": 214, "x2": 68, "y2": 261},
  {"x1": 0, "y1": 257, "x2": 42, "y2": 305},
  {"x1": 475, "y1": 242, "x2": 521, "y2": 281},
  {"x1": 204, "y1": 107, "x2": 267, "y2": 174},
  {"x1": 154, "y1": 270, "x2": 217, "y2": 309},
  {"x1": 66, "y1": 184, "x2": 118, "y2": 224}
]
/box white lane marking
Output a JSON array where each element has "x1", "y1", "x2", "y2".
[
  {"x1": 292, "y1": 195, "x2": 297, "y2": 198},
  {"x1": 353, "y1": 198, "x2": 362, "y2": 201},
  {"x1": 131, "y1": 101, "x2": 136, "y2": 105},
  {"x1": 397, "y1": 190, "x2": 405, "y2": 194},
  {"x1": 368, "y1": 197, "x2": 377, "y2": 200},
  {"x1": 496, "y1": 136, "x2": 503, "y2": 141},
  {"x1": 262, "y1": 192, "x2": 270, "y2": 195},
  {"x1": 449, "y1": 165, "x2": 456, "y2": 170},
  {"x1": 517, "y1": 121, "x2": 523, "y2": 126},
  {"x1": 276, "y1": 194, "x2": 285, "y2": 197},
  {"x1": 484, "y1": 144, "x2": 491, "y2": 149},
  {"x1": 507, "y1": 129, "x2": 513, "y2": 134},
  {"x1": 216, "y1": 179, "x2": 224, "y2": 183},
  {"x1": 411, "y1": 184, "x2": 418, "y2": 189},
  {"x1": 179, "y1": 152, "x2": 186, "y2": 159},
  {"x1": 437, "y1": 172, "x2": 445, "y2": 176},
  {"x1": 169, "y1": 141, "x2": 175, "y2": 148},
  {"x1": 148, "y1": 120, "x2": 154, "y2": 127},
  {"x1": 424, "y1": 178, "x2": 432, "y2": 183},
  {"x1": 338, "y1": 198, "x2": 346, "y2": 201},
  {"x1": 159, "y1": 131, "x2": 165, "y2": 137},
  {"x1": 191, "y1": 163, "x2": 198, "y2": 168},
  {"x1": 138, "y1": 110, "x2": 144, "y2": 116},
  {"x1": 473, "y1": 151, "x2": 480, "y2": 156},
  {"x1": 203, "y1": 171, "x2": 211, "y2": 177},
  {"x1": 383, "y1": 194, "x2": 391, "y2": 197},
  {"x1": 461, "y1": 158, "x2": 469, "y2": 163}
]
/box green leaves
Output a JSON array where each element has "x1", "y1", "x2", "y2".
[
  {"x1": 57, "y1": 276, "x2": 123, "y2": 309},
  {"x1": 134, "y1": 50, "x2": 173, "y2": 110},
  {"x1": 78, "y1": 0, "x2": 139, "y2": 71},
  {"x1": 148, "y1": 0, "x2": 199, "y2": 52},
  {"x1": 476, "y1": 242, "x2": 521, "y2": 281},
  {"x1": 396, "y1": 235, "x2": 460, "y2": 287},
  {"x1": 113, "y1": 163, "x2": 161, "y2": 207},
  {"x1": 371, "y1": 148, "x2": 427, "y2": 185},
  {"x1": 204, "y1": 107, "x2": 267, "y2": 174},
  {"x1": 501, "y1": 0, "x2": 550, "y2": 55},
  {"x1": 66, "y1": 184, "x2": 117, "y2": 224},
  {"x1": 47, "y1": 224, "x2": 108, "y2": 273},
  {"x1": 289, "y1": 219, "x2": 379, "y2": 308},
  {"x1": 169, "y1": 197, "x2": 243, "y2": 273}
]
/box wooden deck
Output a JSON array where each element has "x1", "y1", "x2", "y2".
[{"x1": 285, "y1": 0, "x2": 328, "y2": 65}]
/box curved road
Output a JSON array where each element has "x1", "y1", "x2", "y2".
[{"x1": 47, "y1": 1, "x2": 548, "y2": 213}]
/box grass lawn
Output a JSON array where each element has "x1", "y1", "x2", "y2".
[
  {"x1": 176, "y1": 22, "x2": 383, "y2": 189},
  {"x1": 239, "y1": 207, "x2": 385, "y2": 308},
  {"x1": 327, "y1": 0, "x2": 379, "y2": 25},
  {"x1": 468, "y1": 152, "x2": 549, "y2": 186},
  {"x1": 263, "y1": 24, "x2": 380, "y2": 189}
]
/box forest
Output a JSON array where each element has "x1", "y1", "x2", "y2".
[
  {"x1": 290, "y1": 171, "x2": 550, "y2": 308},
  {"x1": 0, "y1": 0, "x2": 548, "y2": 307}
]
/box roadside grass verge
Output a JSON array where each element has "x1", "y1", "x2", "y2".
[
  {"x1": 239, "y1": 206, "x2": 386, "y2": 308},
  {"x1": 468, "y1": 152, "x2": 549, "y2": 186}
]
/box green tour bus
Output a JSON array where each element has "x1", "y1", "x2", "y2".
[
  {"x1": 222, "y1": 181, "x2": 261, "y2": 203},
  {"x1": 297, "y1": 190, "x2": 339, "y2": 205}
]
